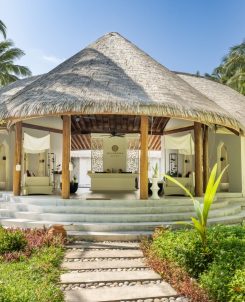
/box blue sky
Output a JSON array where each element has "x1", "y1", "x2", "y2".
[{"x1": 1, "y1": 0, "x2": 244, "y2": 76}]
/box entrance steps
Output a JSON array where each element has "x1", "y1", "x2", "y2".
[
  {"x1": 0, "y1": 193, "x2": 245, "y2": 240},
  {"x1": 61, "y1": 241, "x2": 180, "y2": 302}
]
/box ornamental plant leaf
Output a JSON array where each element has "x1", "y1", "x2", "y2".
[{"x1": 164, "y1": 163, "x2": 228, "y2": 247}]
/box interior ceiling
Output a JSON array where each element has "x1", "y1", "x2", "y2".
[{"x1": 71, "y1": 115, "x2": 170, "y2": 151}]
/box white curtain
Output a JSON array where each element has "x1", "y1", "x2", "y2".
[
  {"x1": 164, "y1": 133, "x2": 194, "y2": 155},
  {"x1": 23, "y1": 133, "x2": 50, "y2": 154}
]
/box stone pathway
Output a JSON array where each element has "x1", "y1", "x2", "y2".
[{"x1": 60, "y1": 241, "x2": 188, "y2": 302}]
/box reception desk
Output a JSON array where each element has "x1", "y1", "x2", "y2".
[{"x1": 88, "y1": 172, "x2": 138, "y2": 191}]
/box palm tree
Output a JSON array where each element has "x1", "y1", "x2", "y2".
[
  {"x1": 0, "y1": 40, "x2": 32, "y2": 87},
  {"x1": 0, "y1": 20, "x2": 6, "y2": 39},
  {"x1": 206, "y1": 41, "x2": 245, "y2": 95}
]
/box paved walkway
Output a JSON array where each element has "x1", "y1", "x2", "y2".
[{"x1": 60, "y1": 241, "x2": 188, "y2": 302}]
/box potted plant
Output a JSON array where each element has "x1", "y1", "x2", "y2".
[
  {"x1": 70, "y1": 176, "x2": 78, "y2": 194},
  {"x1": 60, "y1": 175, "x2": 78, "y2": 194}
]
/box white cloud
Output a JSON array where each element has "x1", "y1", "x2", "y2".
[{"x1": 42, "y1": 54, "x2": 65, "y2": 64}]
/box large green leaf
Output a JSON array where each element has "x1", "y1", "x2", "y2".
[
  {"x1": 164, "y1": 175, "x2": 194, "y2": 202},
  {"x1": 193, "y1": 199, "x2": 204, "y2": 224}
]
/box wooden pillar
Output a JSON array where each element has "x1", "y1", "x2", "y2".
[
  {"x1": 62, "y1": 115, "x2": 71, "y2": 199},
  {"x1": 13, "y1": 121, "x2": 22, "y2": 196},
  {"x1": 140, "y1": 116, "x2": 149, "y2": 199},
  {"x1": 203, "y1": 125, "x2": 209, "y2": 192},
  {"x1": 194, "y1": 122, "x2": 203, "y2": 197}
]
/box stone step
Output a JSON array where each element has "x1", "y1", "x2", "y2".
[
  {"x1": 62, "y1": 259, "x2": 147, "y2": 270},
  {"x1": 217, "y1": 192, "x2": 243, "y2": 198},
  {"x1": 7, "y1": 200, "x2": 230, "y2": 213},
  {"x1": 65, "y1": 249, "x2": 144, "y2": 259},
  {"x1": 0, "y1": 209, "x2": 14, "y2": 218},
  {"x1": 13, "y1": 205, "x2": 241, "y2": 222},
  {"x1": 13, "y1": 196, "x2": 200, "y2": 207},
  {"x1": 67, "y1": 231, "x2": 152, "y2": 241},
  {"x1": 60, "y1": 270, "x2": 161, "y2": 284},
  {"x1": 65, "y1": 242, "x2": 140, "y2": 249},
  {"x1": 64, "y1": 283, "x2": 177, "y2": 301}
]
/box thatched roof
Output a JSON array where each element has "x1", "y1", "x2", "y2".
[
  {"x1": 0, "y1": 32, "x2": 242, "y2": 131},
  {"x1": 176, "y1": 72, "x2": 245, "y2": 129},
  {"x1": 0, "y1": 75, "x2": 41, "y2": 103}
]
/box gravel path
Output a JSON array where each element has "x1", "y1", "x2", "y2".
[{"x1": 60, "y1": 241, "x2": 188, "y2": 302}]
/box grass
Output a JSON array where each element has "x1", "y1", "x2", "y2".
[{"x1": 0, "y1": 227, "x2": 65, "y2": 302}]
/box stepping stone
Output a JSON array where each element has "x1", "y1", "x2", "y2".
[
  {"x1": 62, "y1": 258, "x2": 147, "y2": 270},
  {"x1": 65, "y1": 283, "x2": 177, "y2": 301},
  {"x1": 65, "y1": 249, "x2": 143, "y2": 259},
  {"x1": 60, "y1": 270, "x2": 161, "y2": 284},
  {"x1": 66, "y1": 241, "x2": 140, "y2": 249}
]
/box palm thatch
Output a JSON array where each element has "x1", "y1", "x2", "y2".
[
  {"x1": 0, "y1": 75, "x2": 41, "y2": 104},
  {"x1": 176, "y1": 71, "x2": 245, "y2": 129},
  {"x1": 0, "y1": 75, "x2": 41, "y2": 125},
  {"x1": 0, "y1": 32, "x2": 242, "y2": 132}
]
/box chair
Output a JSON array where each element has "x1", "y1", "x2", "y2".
[
  {"x1": 164, "y1": 173, "x2": 194, "y2": 196},
  {"x1": 23, "y1": 176, "x2": 53, "y2": 195}
]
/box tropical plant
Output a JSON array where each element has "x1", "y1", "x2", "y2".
[
  {"x1": 0, "y1": 20, "x2": 6, "y2": 39},
  {"x1": 164, "y1": 164, "x2": 228, "y2": 247},
  {"x1": 152, "y1": 162, "x2": 159, "y2": 178},
  {"x1": 205, "y1": 41, "x2": 245, "y2": 95},
  {"x1": 0, "y1": 39, "x2": 32, "y2": 87}
]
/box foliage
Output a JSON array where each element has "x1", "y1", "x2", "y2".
[
  {"x1": 0, "y1": 20, "x2": 31, "y2": 87},
  {"x1": 0, "y1": 227, "x2": 65, "y2": 262},
  {"x1": 0, "y1": 246, "x2": 64, "y2": 302},
  {"x1": 0, "y1": 20, "x2": 6, "y2": 39},
  {"x1": 148, "y1": 225, "x2": 245, "y2": 302},
  {"x1": 141, "y1": 236, "x2": 211, "y2": 302},
  {"x1": 228, "y1": 269, "x2": 245, "y2": 302},
  {"x1": 0, "y1": 39, "x2": 32, "y2": 87},
  {"x1": 164, "y1": 163, "x2": 228, "y2": 248},
  {"x1": 152, "y1": 162, "x2": 159, "y2": 178},
  {"x1": 205, "y1": 41, "x2": 245, "y2": 95},
  {"x1": 0, "y1": 227, "x2": 65, "y2": 301},
  {"x1": 0, "y1": 226, "x2": 27, "y2": 255}
]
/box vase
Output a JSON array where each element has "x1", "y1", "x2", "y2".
[{"x1": 151, "y1": 177, "x2": 160, "y2": 200}]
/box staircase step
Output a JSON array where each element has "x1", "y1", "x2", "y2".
[
  {"x1": 67, "y1": 231, "x2": 152, "y2": 241},
  {"x1": 60, "y1": 270, "x2": 161, "y2": 284},
  {"x1": 65, "y1": 242, "x2": 140, "y2": 249},
  {"x1": 65, "y1": 249, "x2": 143, "y2": 259},
  {"x1": 64, "y1": 283, "x2": 177, "y2": 301},
  {"x1": 62, "y1": 259, "x2": 147, "y2": 270},
  {"x1": 13, "y1": 205, "x2": 241, "y2": 222}
]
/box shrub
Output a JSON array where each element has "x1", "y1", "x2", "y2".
[
  {"x1": 141, "y1": 237, "x2": 211, "y2": 302},
  {"x1": 0, "y1": 227, "x2": 65, "y2": 262},
  {"x1": 151, "y1": 228, "x2": 213, "y2": 278},
  {"x1": 228, "y1": 269, "x2": 245, "y2": 302},
  {"x1": 0, "y1": 246, "x2": 64, "y2": 302},
  {"x1": 148, "y1": 225, "x2": 245, "y2": 302},
  {"x1": 0, "y1": 227, "x2": 27, "y2": 254}
]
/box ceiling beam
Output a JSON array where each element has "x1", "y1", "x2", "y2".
[
  {"x1": 163, "y1": 125, "x2": 194, "y2": 135},
  {"x1": 22, "y1": 123, "x2": 62, "y2": 134},
  {"x1": 224, "y1": 126, "x2": 240, "y2": 136}
]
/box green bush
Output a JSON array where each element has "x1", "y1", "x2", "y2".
[
  {"x1": 0, "y1": 246, "x2": 64, "y2": 302},
  {"x1": 151, "y1": 225, "x2": 245, "y2": 302},
  {"x1": 0, "y1": 227, "x2": 27, "y2": 254},
  {"x1": 228, "y1": 269, "x2": 245, "y2": 302}
]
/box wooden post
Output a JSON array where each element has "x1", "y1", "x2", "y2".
[
  {"x1": 13, "y1": 121, "x2": 22, "y2": 196},
  {"x1": 140, "y1": 116, "x2": 149, "y2": 199},
  {"x1": 194, "y1": 122, "x2": 203, "y2": 197},
  {"x1": 62, "y1": 115, "x2": 71, "y2": 199},
  {"x1": 203, "y1": 125, "x2": 209, "y2": 192}
]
